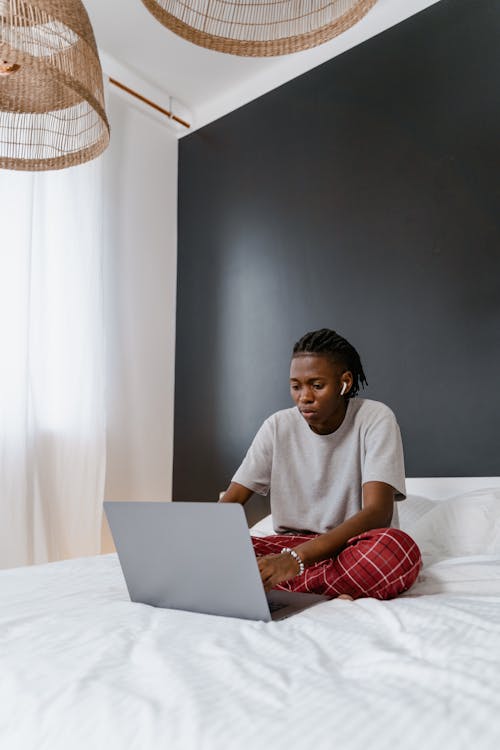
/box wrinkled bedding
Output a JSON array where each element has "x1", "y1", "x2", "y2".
[{"x1": 1, "y1": 487, "x2": 500, "y2": 750}]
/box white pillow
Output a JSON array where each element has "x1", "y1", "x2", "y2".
[
  {"x1": 251, "y1": 489, "x2": 500, "y2": 566},
  {"x1": 398, "y1": 495, "x2": 436, "y2": 532},
  {"x1": 250, "y1": 514, "x2": 274, "y2": 537},
  {"x1": 408, "y1": 488, "x2": 500, "y2": 565}
]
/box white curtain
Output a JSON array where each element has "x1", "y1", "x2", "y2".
[{"x1": 0, "y1": 159, "x2": 106, "y2": 569}]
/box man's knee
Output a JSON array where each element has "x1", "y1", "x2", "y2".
[{"x1": 340, "y1": 527, "x2": 422, "y2": 599}]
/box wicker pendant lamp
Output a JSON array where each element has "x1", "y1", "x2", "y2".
[
  {"x1": 0, "y1": 0, "x2": 109, "y2": 171},
  {"x1": 141, "y1": 0, "x2": 378, "y2": 57}
]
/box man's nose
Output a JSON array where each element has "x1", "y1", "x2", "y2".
[{"x1": 299, "y1": 388, "x2": 314, "y2": 403}]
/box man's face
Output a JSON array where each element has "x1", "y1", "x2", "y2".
[{"x1": 289, "y1": 354, "x2": 351, "y2": 435}]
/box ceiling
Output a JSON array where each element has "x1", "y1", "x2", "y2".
[{"x1": 84, "y1": 0, "x2": 442, "y2": 136}]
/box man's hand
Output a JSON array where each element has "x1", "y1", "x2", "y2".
[{"x1": 257, "y1": 552, "x2": 300, "y2": 592}]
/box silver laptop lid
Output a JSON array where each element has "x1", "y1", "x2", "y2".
[{"x1": 104, "y1": 501, "x2": 272, "y2": 621}]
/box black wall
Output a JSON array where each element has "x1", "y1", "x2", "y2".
[{"x1": 174, "y1": 0, "x2": 500, "y2": 505}]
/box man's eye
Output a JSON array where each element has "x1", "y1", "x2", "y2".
[
  {"x1": 313, "y1": 384, "x2": 324, "y2": 390},
  {"x1": 291, "y1": 384, "x2": 300, "y2": 391}
]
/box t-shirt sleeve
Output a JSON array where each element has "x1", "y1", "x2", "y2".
[
  {"x1": 362, "y1": 412, "x2": 406, "y2": 500},
  {"x1": 231, "y1": 418, "x2": 274, "y2": 496}
]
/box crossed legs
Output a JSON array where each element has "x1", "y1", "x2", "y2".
[{"x1": 252, "y1": 527, "x2": 422, "y2": 600}]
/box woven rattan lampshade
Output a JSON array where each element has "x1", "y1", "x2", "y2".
[
  {"x1": 0, "y1": 0, "x2": 109, "y2": 171},
  {"x1": 141, "y1": 0, "x2": 378, "y2": 57}
]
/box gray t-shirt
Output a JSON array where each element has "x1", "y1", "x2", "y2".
[{"x1": 232, "y1": 398, "x2": 406, "y2": 534}]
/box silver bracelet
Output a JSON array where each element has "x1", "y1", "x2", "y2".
[{"x1": 281, "y1": 547, "x2": 305, "y2": 576}]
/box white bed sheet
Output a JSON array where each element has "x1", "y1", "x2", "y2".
[{"x1": 1, "y1": 480, "x2": 500, "y2": 750}]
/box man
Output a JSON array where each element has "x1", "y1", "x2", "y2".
[{"x1": 220, "y1": 328, "x2": 421, "y2": 600}]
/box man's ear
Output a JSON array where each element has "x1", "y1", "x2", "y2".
[{"x1": 340, "y1": 371, "x2": 354, "y2": 395}]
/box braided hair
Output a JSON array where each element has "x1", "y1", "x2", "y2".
[{"x1": 292, "y1": 328, "x2": 367, "y2": 398}]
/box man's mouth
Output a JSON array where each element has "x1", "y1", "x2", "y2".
[{"x1": 300, "y1": 409, "x2": 317, "y2": 417}]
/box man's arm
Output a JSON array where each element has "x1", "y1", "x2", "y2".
[
  {"x1": 218, "y1": 481, "x2": 254, "y2": 505},
  {"x1": 258, "y1": 481, "x2": 395, "y2": 590}
]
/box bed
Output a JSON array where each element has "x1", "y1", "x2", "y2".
[{"x1": 1, "y1": 477, "x2": 500, "y2": 750}]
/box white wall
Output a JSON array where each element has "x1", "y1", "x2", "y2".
[{"x1": 101, "y1": 89, "x2": 178, "y2": 551}]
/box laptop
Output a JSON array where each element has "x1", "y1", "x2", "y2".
[{"x1": 104, "y1": 501, "x2": 328, "y2": 621}]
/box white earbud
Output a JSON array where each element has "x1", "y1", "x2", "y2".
[{"x1": 340, "y1": 383, "x2": 347, "y2": 396}]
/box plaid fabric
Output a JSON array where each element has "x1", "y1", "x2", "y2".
[{"x1": 252, "y1": 528, "x2": 422, "y2": 600}]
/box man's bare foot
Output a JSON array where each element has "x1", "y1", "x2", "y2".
[{"x1": 337, "y1": 594, "x2": 354, "y2": 601}]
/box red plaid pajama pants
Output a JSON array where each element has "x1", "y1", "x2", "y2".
[{"x1": 252, "y1": 528, "x2": 422, "y2": 600}]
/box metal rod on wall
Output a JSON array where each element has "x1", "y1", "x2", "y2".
[{"x1": 109, "y1": 77, "x2": 191, "y2": 129}]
